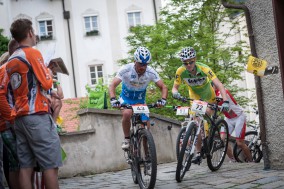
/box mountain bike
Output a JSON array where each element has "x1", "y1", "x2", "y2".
[
  {"x1": 121, "y1": 104, "x2": 157, "y2": 189},
  {"x1": 233, "y1": 125, "x2": 262, "y2": 163},
  {"x1": 170, "y1": 97, "x2": 229, "y2": 182}
]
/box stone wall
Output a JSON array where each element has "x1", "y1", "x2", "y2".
[
  {"x1": 246, "y1": 0, "x2": 284, "y2": 169},
  {"x1": 58, "y1": 108, "x2": 180, "y2": 178}
]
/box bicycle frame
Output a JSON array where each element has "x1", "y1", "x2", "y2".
[
  {"x1": 174, "y1": 97, "x2": 223, "y2": 158},
  {"x1": 176, "y1": 98, "x2": 221, "y2": 148},
  {"x1": 188, "y1": 111, "x2": 220, "y2": 158},
  {"x1": 175, "y1": 97, "x2": 229, "y2": 182},
  {"x1": 121, "y1": 103, "x2": 158, "y2": 189},
  {"x1": 129, "y1": 113, "x2": 148, "y2": 160},
  {"x1": 122, "y1": 104, "x2": 153, "y2": 162}
]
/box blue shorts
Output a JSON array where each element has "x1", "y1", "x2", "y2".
[{"x1": 119, "y1": 97, "x2": 149, "y2": 121}]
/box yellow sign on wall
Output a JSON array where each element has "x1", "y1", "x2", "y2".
[{"x1": 246, "y1": 55, "x2": 268, "y2": 76}]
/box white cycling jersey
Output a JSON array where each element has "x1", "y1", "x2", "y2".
[{"x1": 116, "y1": 63, "x2": 160, "y2": 103}]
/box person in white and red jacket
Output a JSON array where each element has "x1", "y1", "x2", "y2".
[{"x1": 213, "y1": 83, "x2": 253, "y2": 162}]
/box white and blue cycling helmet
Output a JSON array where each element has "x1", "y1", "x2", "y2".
[
  {"x1": 134, "y1": 46, "x2": 151, "y2": 64},
  {"x1": 179, "y1": 47, "x2": 196, "y2": 61}
]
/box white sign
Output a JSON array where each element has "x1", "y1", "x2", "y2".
[
  {"x1": 176, "y1": 107, "x2": 190, "y2": 116},
  {"x1": 191, "y1": 100, "x2": 208, "y2": 115},
  {"x1": 132, "y1": 104, "x2": 150, "y2": 114}
]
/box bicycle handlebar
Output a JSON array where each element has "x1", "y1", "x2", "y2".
[
  {"x1": 176, "y1": 96, "x2": 223, "y2": 103},
  {"x1": 120, "y1": 103, "x2": 158, "y2": 109},
  {"x1": 171, "y1": 96, "x2": 223, "y2": 111}
]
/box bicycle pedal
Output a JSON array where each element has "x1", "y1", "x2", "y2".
[
  {"x1": 197, "y1": 159, "x2": 202, "y2": 165},
  {"x1": 126, "y1": 158, "x2": 132, "y2": 164}
]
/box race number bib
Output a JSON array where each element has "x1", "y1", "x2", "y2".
[
  {"x1": 176, "y1": 107, "x2": 190, "y2": 116},
  {"x1": 191, "y1": 100, "x2": 208, "y2": 114},
  {"x1": 132, "y1": 104, "x2": 150, "y2": 114}
]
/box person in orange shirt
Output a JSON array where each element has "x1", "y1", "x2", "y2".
[
  {"x1": 6, "y1": 19, "x2": 62, "y2": 189},
  {"x1": 0, "y1": 38, "x2": 20, "y2": 189}
]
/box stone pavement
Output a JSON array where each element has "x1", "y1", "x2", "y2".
[{"x1": 59, "y1": 161, "x2": 284, "y2": 189}]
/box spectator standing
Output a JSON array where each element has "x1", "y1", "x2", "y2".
[
  {"x1": 6, "y1": 19, "x2": 62, "y2": 189},
  {"x1": 0, "y1": 39, "x2": 20, "y2": 189}
]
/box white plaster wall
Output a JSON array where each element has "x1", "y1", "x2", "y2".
[
  {"x1": 0, "y1": 0, "x2": 11, "y2": 36},
  {"x1": 0, "y1": 0, "x2": 159, "y2": 98}
]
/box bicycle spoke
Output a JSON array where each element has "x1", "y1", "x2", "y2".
[
  {"x1": 176, "y1": 122, "x2": 197, "y2": 182},
  {"x1": 207, "y1": 119, "x2": 229, "y2": 171},
  {"x1": 137, "y1": 129, "x2": 157, "y2": 189}
]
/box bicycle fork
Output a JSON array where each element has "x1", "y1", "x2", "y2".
[
  {"x1": 189, "y1": 122, "x2": 200, "y2": 156},
  {"x1": 125, "y1": 131, "x2": 137, "y2": 164}
]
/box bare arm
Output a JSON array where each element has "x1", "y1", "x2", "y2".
[
  {"x1": 109, "y1": 77, "x2": 122, "y2": 99},
  {"x1": 172, "y1": 83, "x2": 180, "y2": 95},
  {"x1": 212, "y1": 78, "x2": 228, "y2": 101},
  {"x1": 56, "y1": 84, "x2": 64, "y2": 99},
  {"x1": 155, "y1": 80, "x2": 168, "y2": 99}
]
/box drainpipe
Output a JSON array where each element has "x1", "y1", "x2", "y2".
[
  {"x1": 152, "y1": 0, "x2": 158, "y2": 23},
  {"x1": 62, "y1": 0, "x2": 77, "y2": 97},
  {"x1": 221, "y1": 0, "x2": 270, "y2": 170}
]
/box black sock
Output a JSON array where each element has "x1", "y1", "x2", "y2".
[{"x1": 125, "y1": 136, "x2": 130, "y2": 140}]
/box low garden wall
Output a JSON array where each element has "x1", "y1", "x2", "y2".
[{"x1": 58, "y1": 108, "x2": 181, "y2": 178}]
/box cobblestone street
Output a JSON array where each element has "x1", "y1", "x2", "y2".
[{"x1": 59, "y1": 161, "x2": 284, "y2": 189}]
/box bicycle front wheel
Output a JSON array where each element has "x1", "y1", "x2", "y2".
[
  {"x1": 233, "y1": 131, "x2": 262, "y2": 163},
  {"x1": 129, "y1": 138, "x2": 138, "y2": 184},
  {"x1": 207, "y1": 119, "x2": 229, "y2": 171},
  {"x1": 175, "y1": 122, "x2": 197, "y2": 182},
  {"x1": 176, "y1": 126, "x2": 187, "y2": 160},
  {"x1": 137, "y1": 129, "x2": 157, "y2": 189}
]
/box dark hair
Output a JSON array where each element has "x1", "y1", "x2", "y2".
[
  {"x1": 8, "y1": 39, "x2": 19, "y2": 55},
  {"x1": 10, "y1": 18, "x2": 33, "y2": 43}
]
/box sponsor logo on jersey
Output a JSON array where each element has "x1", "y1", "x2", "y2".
[
  {"x1": 130, "y1": 81, "x2": 146, "y2": 87},
  {"x1": 184, "y1": 77, "x2": 206, "y2": 86},
  {"x1": 175, "y1": 75, "x2": 180, "y2": 82},
  {"x1": 208, "y1": 71, "x2": 214, "y2": 79},
  {"x1": 10, "y1": 72, "x2": 22, "y2": 90}
]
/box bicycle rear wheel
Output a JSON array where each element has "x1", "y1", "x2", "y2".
[
  {"x1": 233, "y1": 131, "x2": 262, "y2": 163},
  {"x1": 137, "y1": 129, "x2": 157, "y2": 189},
  {"x1": 207, "y1": 119, "x2": 229, "y2": 171},
  {"x1": 175, "y1": 122, "x2": 197, "y2": 182},
  {"x1": 176, "y1": 126, "x2": 187, "y2": 160}
]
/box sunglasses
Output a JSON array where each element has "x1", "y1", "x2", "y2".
[
  {"x1": 183, "y1": 61, "x2": 195, "y2": 66},
  {"x1": 137, "y1": 62, "x2": 148, "y2": 67}
]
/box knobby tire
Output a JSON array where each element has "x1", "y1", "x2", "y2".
[
  {"x1": 207, "y1": 119, "x2": 229, "y2": 171},
  {"x1": 176, "y1": 126, "x2": 187, "y2": 160},
  {"x1": 136, "y1": 129, "x2": 157, "y2": 189},
  {"x1": 233, "y1": 131, "x2": 262, "y2": 163},
  {"x1": 175, "y1": 122, "x2": 197, "y2": 182}
]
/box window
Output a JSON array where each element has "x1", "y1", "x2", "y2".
[
  {"x1": 89, "y1": 65, "x2": 103, "y2": 85},
  {"x1": 127, "y1": 12, "x2": 141, "y2": 28},
  {"x1": 38, "y1": 20, "x2": 53, "y2": 40},
  {"x1": 84, "y1": 16, "x2": 99, "y2": 36}
]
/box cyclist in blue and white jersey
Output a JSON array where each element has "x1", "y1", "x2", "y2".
[{"x1": 109, "y1": 46, "x2": 168, "y2": 150}]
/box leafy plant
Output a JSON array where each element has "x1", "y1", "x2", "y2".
[
  {"x1": 86, "y1": 30, "x2": 99, "y2": 36},
  {"x1": 0, "y1": 29, "x2": 9, "y2": 55},
  {"x1": 118, "y1": 0, "x2": 253, "y2": 118}
]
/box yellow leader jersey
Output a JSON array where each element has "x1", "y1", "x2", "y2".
[{"x1": 174, "y1": 62, "x2": 216, "y2": 103}]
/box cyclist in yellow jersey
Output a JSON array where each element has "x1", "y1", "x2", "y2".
[{"x1": 172, "y1": 47, "x2": 229, "y2": 164}]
